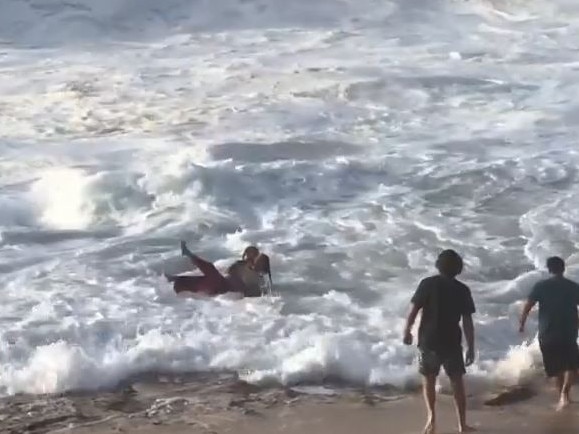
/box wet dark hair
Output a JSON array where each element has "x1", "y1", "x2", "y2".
[
  {"x1": 242, "y1": 246, "x2": 259, "y2": 260},
  {"x1": 546, "y1": 256, "x2": 565, "y2": 274},
  {"x1": 435, "y1": 249, "x2": 463, "y2": 277}
]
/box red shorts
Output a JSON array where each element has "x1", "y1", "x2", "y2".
[{"x1": 172, "y1": 256, "x2": 229, "y2": 296}]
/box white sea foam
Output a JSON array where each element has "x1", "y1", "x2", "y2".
[{"x1": 1, "y1": 0, "x2": 579, "y2": 396}]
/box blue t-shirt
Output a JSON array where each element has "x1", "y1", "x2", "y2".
[{"x1": 529, "y1": 276, "x2": 579, "y2": 344}]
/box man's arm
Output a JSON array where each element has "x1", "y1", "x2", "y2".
[
  {"x1": 462, "y1": 314, "x2": 475, "y2": 366},
  {"x1": 403, "y1": 303, "x2": 421, "y2": 345},
  {"x1": 519, "y1": 299, "x2": 536, "y2": 333},
  {"x1": 256, "y1": 254, "x2": 273, "y2": 285},
  {"x1": 263, "y1": 255, "x2": 273, "y2": 284},
  {"x1": 404, "y1": 280, "x2": 427, "y2": 345},
  {"x1": 461, "y1": 285, "x2": 476, "y2": 366},
  {"x1": 520, "y1": 282, "x2": 541, "y2": 332},
  {"x1": 264, "y1": 255, "x2": 273, "y2": 285}
]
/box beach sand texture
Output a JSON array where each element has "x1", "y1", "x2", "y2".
[{"x1": 1, "y1": 373, "x2": 577, "y2": 434}]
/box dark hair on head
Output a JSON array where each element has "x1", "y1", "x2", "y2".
[
  {"x1": 546, "y1": 256, "x2": 565, "y2": 274},
  {"x1": 435, "y1": 249, "x2": 463, "y2": 277},
  {"x1": 242, "y1": 246, "x2": 259, "y2": 260}
]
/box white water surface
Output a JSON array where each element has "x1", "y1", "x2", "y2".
[{"x1": 1, "y1": 0, "x2": 579, "y2": 395}]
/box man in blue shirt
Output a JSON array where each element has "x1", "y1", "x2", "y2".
[{"x1": 519, "y1": 256, "x2": 579, "y2": 411}]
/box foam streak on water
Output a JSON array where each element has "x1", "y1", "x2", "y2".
[{"x1": 1, "y1": 0, "x2": 579, "y2": 396}]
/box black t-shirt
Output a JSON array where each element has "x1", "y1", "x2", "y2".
[{"x1": 411, "y1": 275, "x2": 476, "y2": 353}]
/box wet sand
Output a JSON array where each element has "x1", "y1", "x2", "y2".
[{"x1": 1, "y1": 373, "x2": 578, "y2": 434}]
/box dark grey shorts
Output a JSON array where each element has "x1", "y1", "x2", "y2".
[
  {"x1": 539, "y1": 341, "x2": 579, "y2": 378},
  {"x1": 418, "y1": 347, "x2": 466, "y2": 377}
]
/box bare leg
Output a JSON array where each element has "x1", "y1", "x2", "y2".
[
  {"x1": 556, "y1": 370, "x2": 575, "y2": 411},
  {"x1": 554, "y1": 373, "x2": 565, "y2": 411},
  {"x1": 449, "y1": 375, "x2": 475, "y2": 432},
  {"x1": 563, "y1": 370, "x2": 576, "y2": 403},
  {"x1": 555, "y1": 374, "x2": 564, "y2": 397},
  {"x1": 422, "y1": 375, "x2": 437, "y2": 434},
  {"x1": 181, "y1": 240, "x2": 191, "y2": 257}
]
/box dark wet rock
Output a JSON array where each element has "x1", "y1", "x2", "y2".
[
  {"x1": 226, "y1": 380, "x2": 262, "y2": 396},
  {"x1": 484, "y1": 386, "x2": 535, "y2": 406},
  {"x1": 361, "y1": 395, "x2": 376, "y2": 406}
]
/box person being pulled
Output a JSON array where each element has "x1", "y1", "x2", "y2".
[
  {"x1": 241, "y1": 245, "x2": 273, "y2": 296},
  {"x1": 165, "y1": 241, "x2": 250, "y2": 297}
]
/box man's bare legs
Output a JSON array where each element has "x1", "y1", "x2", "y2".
[
  {"x1": 422, "y1": 375, "x2": 437, "y2": 434},
  {"x1": 556, "y1": 370, "x2": 575, "y2": 411},
  {"x1": 555, "y1": 373, "x2": 564, "y2": 397},
  {"x1": 449, "y1": 375, "x2": 475, "y2": 433}
]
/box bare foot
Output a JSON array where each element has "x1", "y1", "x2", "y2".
[
  {"x1": 556, "y1": 399, "x2": 570, "y2": 412},
  {"x1": 423, "y1": 419, "x2": 435, "y2": 434}
]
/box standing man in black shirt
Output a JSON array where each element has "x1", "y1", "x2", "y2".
[{"x1": 403, "y1": 250, "x2": 476, "y2": 434}]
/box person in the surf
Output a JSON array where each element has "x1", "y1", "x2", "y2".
[
  {"x1": 403, "y1": 249, "x2": 476, "y2": 434},
  {"x1": 165, "y1": 241, "x2": 251, "y2": 297},
  {"x1": 519, "y1": 256, "x2": 579, "y2": 411},
  {"x1": 241, "y1": 245, "x2": 273, "y2": 295}
]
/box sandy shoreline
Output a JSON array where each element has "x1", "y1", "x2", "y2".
[{"x1": 1, "y1": 373, "x2": 578, "y2": 434}]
